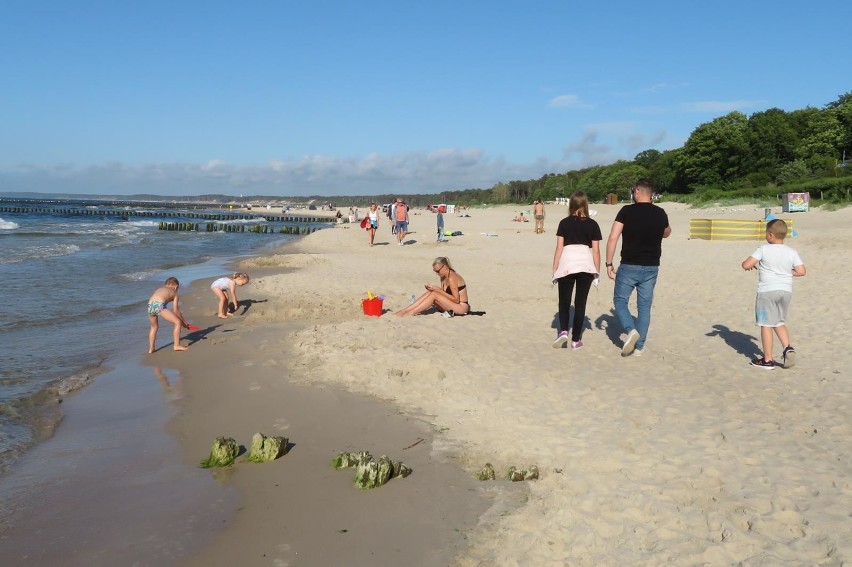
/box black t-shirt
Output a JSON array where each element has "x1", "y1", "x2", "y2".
[
  {"x1": 614, "y1": 203, "x2": 669, "y2": 266},
  {"x1": 556, "y1": 215, "x2": 602, "y2": 246}
]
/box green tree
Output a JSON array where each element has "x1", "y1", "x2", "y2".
[
  {"x1": 491, "y1": 182, "x2": 510, "y2": 203},
  {"x1": 743, "y1": 108, "x2": 798, "y2": 177},
  {"x1": 677, "y1": 111, "x2": 749, "y2": 188},
  {"x1": 535, "y1": 174, "x2": 563, "y2": 201},
  {"x1": 791, "y1": 107, "x2": 844, "y2": 172},
  {"x1": 776, "y1": 159, "x2": 809, "y2": 185}
]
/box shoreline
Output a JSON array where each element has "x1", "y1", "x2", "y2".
[
  {"x1": 1, "y1": 201, "x2": 850, "y2": 565},
  {"x1": 0, "y1": 228, "x2": 494, "y2": 566}
]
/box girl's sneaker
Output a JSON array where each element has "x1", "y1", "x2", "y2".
[
  {"x1": 782, "y1": 346, "x2": 796, "y2": 368},
  {"x1": 552, "y1": 332, "x2": 569, "y2": 348},
  {"x1": 571, "y1": 341, "x2": 583, "y2": 350},
  {"x1": 750, "y1": 358, "x2": 776, "y2": 370}
]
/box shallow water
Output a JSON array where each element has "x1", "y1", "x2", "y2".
[{"x1": 0, "y1": 198, "x2": 326, "y2": 472}]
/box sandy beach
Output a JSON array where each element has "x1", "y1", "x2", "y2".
[
  {"x1": 224, "y1": 201, "x2": 850, "y2": 565},
  {"x1": 2, "y1": 200, "x2": 850, "y2": 566}
]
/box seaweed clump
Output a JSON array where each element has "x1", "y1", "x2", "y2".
[
  {"x1": 246, "y1": 433, "x2": 289, "y2": 463},
  {"x1": 200, "y1": 437, "x2": 239, "y2": 468},
  {"x1": 332, "y1": 451, "x2": 412, "y2": 489}
]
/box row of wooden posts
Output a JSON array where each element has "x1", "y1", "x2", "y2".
[
  {"x1": 0, "y1": 206, "x2": 333, "y2": 224},
  {"x1": 158, "y1": 222, "x2": 317, "y2": 234}
]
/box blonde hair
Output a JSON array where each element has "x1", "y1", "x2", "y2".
[
  {"x1": 165, "y1": 277, "x2": 180, "y2": 287},
  {"x1": 233, "y1": 272, "x2": 250, "y2": 283},
  {"x1": 766, "y1": 219, "x2": 788, "y2": 239},
  {"x1": 568, "y1": 191, "x2": 590, "y2": 218},
  {"x1": 432, "y1": 257, "x2": 453, "y2": 271}
]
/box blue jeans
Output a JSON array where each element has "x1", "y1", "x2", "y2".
[{"x1": 613, "y1": 264, "x2": 659, "y2": 350}]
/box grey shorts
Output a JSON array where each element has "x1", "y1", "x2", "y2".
[{"x1": 755, "y1": 290, "x2": 791, "y2": 327}]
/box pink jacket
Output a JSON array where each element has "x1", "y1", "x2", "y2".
[{"x1": 553, "y1": 245, "x2": 598, "y2": 282}]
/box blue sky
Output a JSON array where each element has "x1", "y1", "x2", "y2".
[{"x1": 1, "y1": 1, "x2": 849, "y2": 197}]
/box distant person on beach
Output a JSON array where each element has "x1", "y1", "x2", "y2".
[
  {"x1": 210, "y1": 272, "x2": 250, "y2": 318},
  {"x1": 551, "y1": 191, "x2": 602, "y2": 349},
  {"x1": 436, "y1": 210, "x2": 445, "y2": 241},
  {"x1": 605, "y1": 180, "x2": 671, "y2": 357},
  {"x1": 534, "y1": 200, "x2": 546, "y2": 234},
  {"x1": 147, "y1": 277, "x2": 189, "y2": 353},
  {"x1": 367, "y1": 203, "x2": 380, "y2": 246},
  {"x1": 394, "y1": 198, "x2": 409, "y2": 245},
  {"x1": 513, "y1": 212, "x2": 528, "y2": 222},
  {"x1": 741, "y1": 219, "x2": 806, "y2": 370},
  {"x1": 395, "y1": 257, "x2": 470, "y2": 317}
]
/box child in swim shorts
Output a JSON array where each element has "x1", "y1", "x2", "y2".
[{"x1": 147, "y1": 277, "x2": 190, "y2": 353}]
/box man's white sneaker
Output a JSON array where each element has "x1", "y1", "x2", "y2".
[{"x1": 621, "y1": 329, "x2": 640, "y2": 357}]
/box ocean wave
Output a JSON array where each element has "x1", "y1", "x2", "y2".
[
  {"x1": 120, "y1": 269, "x2": 164, "y2": 282},
  {"x1": 220, "y1": 217, "x2": 269, "y2": 224},
  {"x1": 0, "y1": 218, "x2": 20, "y2": 230},
  {"x1": 0, "y1": 243, "x2": 83, "y2": 265},
  {"x1": 26, "y1": 243, "x2": 81, "y2": 260}
]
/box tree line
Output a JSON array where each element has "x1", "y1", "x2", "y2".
[{"x1": 439, "y1": 92, "x2": 852, "y2": 206}]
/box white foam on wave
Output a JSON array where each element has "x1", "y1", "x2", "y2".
[
  {"x1": 33, "y1": 243, "x2": 82, "y2": 259},
  {"x1": 0, "y1": 218, "x2": 20, "y2": 230},
  {"x1": 121, "y1": 268, "x2": 163, "y2": 282},
  {"x1": 220, "y1": 217, "x2": 269, "y2": 224},
  {"x1": 129, "y1": 220, "x2": 160, "y2": 228},
  {"x1": 0, "y1": 243, "x2": 83, "y2": 265}
]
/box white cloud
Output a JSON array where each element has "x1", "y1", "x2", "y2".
[
  {"x1": 548, "y1": 94, "x2": 592, "y2": 109},
  {"x1": 1, "y1": 127, "x2": 674, "y2": 196},
  {"x1": 680, "y1": 100, "x2": 763, "y2": 113}
]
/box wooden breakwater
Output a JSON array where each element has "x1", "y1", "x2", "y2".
[
  {"x1": 158, "y1": 222, "x2": 317, "y2": 234},
  {"x1": 0, "y1": 205, "x2": 334, "y2": 224}
]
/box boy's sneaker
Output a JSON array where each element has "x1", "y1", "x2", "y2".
[
  {"x1": 633, "y1": 348, "x2": 644, "y2": 357},
  {"x1": 782, "y1": 346, "x2": 796, "y2": 369},
  {"x1": 552, "y1": 332, "x2": 569, "y2": 349},
  {"x1": 750, "y1": 357, "x2": 776, "y2": 370},
  {"x1": 571, "y1": 340, "x2": 583, "y2": 350},
  {"x1": 621, "y1": 330, "x2": 640, "y2": 357}
]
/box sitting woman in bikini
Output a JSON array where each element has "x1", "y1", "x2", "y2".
[{"x1": 395, "y1": 257, "x2": 470, "y2": 317}]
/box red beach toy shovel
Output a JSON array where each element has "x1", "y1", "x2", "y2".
[{"x1": 185, "y1": 324, "x2": 201, "y2": 331}]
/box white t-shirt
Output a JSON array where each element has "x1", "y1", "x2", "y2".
[{"x1": 749, "y1": 243, "x2": 804, "y2": 293}]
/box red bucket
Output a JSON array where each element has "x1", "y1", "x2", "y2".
[{"x1": 361, "y1": 297, "x2": 384, "y2": 317}]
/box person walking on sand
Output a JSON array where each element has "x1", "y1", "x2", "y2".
[
  {"x1": 210, "y1": 272, "x2": 250, "y2": 318},
  {"x1": 366, "y1": 203, "x2": 380, "y2": 246},
  {"x1": 436, "y1": 209, "x2": 445, "y2": 242},
  {"x1": 395, "y1": 257, "x2": 470, "y2": 316},
  {"x1": 551, "y1": 191, "x2": 602, "y2": 349},
  {"x1": 605, "y1": 180, "x2": 671, "y2": 356},
  {"x1": 534, "y1": 199, "x2": 546, "y2": 234},
  {"x1": 741, "y1": 219, "x2": 806, "y2": 370},
  {"x1": 394, "y1": 198, "x2": 409, "y2": 245},
  {"x1": 147, "y1": 277, "x2": 190, "y2": 353}
]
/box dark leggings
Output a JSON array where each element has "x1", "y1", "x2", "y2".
[{"x1": 557, "y1": 272, "x2": 595, "y2": 341}]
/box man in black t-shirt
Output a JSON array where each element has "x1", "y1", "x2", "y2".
[{"x1": 605, "y1": 180, "x2": 671, "y2": 356}]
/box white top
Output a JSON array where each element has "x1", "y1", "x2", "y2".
[
  {"x1": 749, "y1": 243, "x2": 804, "y2": 293},
  {"x1": 211, "y1": 277, "x2": 232, "y2": 291}
]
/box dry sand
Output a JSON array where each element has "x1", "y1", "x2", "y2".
[{"x1": 216, "y1": 201, "x2": 851, "y2": 565}]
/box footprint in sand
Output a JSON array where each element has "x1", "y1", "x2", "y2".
[
  {"x1": 272, "y1": 417, "x2": 290, "y2": 431},
  {"x1": 273, "y1": 543, "x2": 295, "y2": 566},
  {"x1": 243, "y1": 360, "x2": 255, "y2": 367},
  {"x1": 248, "y1": 382, "x2": 261, "y2": 391}
]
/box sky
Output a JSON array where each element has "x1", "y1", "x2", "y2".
[{"x1": 1, "y1": 1, "x2": 849, "y2": 197}]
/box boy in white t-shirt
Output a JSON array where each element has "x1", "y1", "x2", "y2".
[{"x1": 741, "y1": 219, "x2": 806, "y2": 370}]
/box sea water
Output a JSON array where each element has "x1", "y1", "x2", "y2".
[{"x1": 0, "y1": 198, "x2": 322, "y2": 473}]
